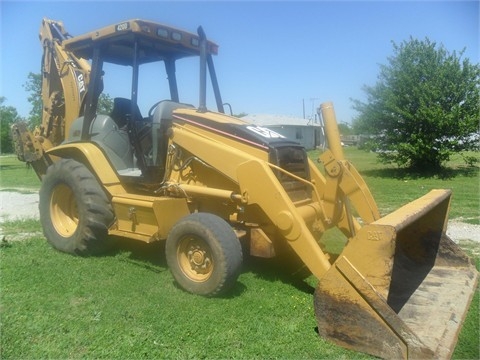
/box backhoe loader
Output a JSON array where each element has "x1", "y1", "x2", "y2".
[{"x1": 12, "y1": 18, "x2": 478, "y2": 359}]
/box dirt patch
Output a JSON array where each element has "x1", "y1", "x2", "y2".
[
  {"x1": 446, "y1": 220, "x2": 480, "y2": 243},
  {"x1": 0, "y1": 190, "x2": 39, "y2": 223}
]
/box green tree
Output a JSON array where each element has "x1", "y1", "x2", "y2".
[
  {"x1": 23, "y1": 72, "x2": 42, "y2": 127},
  {"x1": 97, "y1": 93, "x2": 114, "y2": 114},
  {"x1": 338, "y1": 123, "x2": 354, "y2": 136},
  {"x1": 352, "y1": 37, "x2": 480, "y2": 170},
  {"x1": 0, "y1": 97, "x2": 21, "y2": 154},
  {"x1": 23, "y1": 72, "x2": 114, "y2": 126}
]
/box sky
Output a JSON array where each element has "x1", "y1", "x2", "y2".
[{"x1": 1, "y1": 0, "x2": 478, "y2": 124}]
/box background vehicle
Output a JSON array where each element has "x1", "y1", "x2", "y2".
[{"x1": 12, "y1": 18, "x2": 478, "y2": 359}]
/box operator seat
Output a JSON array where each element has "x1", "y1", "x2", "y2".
[
  {"x1": 152, "y1": 100, "x2": 194, "y2": 166},
  {"x1": 110, "y1": 97, "x2": 143, "y2": 128}
]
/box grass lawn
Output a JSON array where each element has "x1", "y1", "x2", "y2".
[
  {"x1": 1, "y1": 230, "x2": 478, "y2": 359},
  {"x1": 1, "y1": 234, "x2": 369, "y2": 359},
  {"x1": 0, "y1": 155, "x2": 40, "y2": 192},
  {"x1": 1, "y1": 151, "x2": 478, "y2": 358}
]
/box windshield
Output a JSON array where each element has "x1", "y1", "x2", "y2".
[{"x1": 102, "y1": 53, "x2": 223, "y2": 116}]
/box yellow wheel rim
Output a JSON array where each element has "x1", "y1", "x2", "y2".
[
  {"x1": 50, "y1": 184, "x2": 79, "y2": 237},
  {"x1": 177, "y1": 235, "x2": 214, "y2": 282}
]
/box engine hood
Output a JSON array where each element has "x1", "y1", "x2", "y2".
[{"x1": 171, "y1": 108, "x2": 303, "y2": 151}]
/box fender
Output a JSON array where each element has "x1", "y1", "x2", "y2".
[{"x1": 46, "y1": 142, "x2": 127, "y2": 196}]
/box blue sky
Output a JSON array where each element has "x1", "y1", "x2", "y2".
[{"x1": 1, "y1": 1, "x2": 478, "y2": 124}]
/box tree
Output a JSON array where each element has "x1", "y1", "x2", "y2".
[
  {"x1": 23, "y1": 72, "x2": 42, "y2": 127},
  {"x1": 352, "y1": 38, "x2": 480, "y2": 170},
  {"x1": 0, "y1": 97, "x2": 21, "y2": 154},
  {"x1": 234, "y1": 112, "x2": 248, "y2": 118},
  {"x1": 338, "y1": 123, "x2": 354, "y2": 136},
  {"x1": 24, "y1": 72, "x2": 114, "y2": 127},
  {"x1": 97, "y1": 93, "x2": 114, "y2": 114}
]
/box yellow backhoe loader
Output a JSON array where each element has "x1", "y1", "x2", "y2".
[{"x1": 12, "y1": 18, "x2": 478, "y2": 359}]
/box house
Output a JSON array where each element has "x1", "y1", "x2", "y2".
[{"x1": 242, "y1": 114, "x2": 324, "y2": 150}]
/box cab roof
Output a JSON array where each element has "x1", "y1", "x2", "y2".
[{"x1": 63, "y1": 19, "x2": 218, "y2": 66}]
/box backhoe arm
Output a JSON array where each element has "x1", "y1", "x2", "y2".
[
  {"x1": 12, "y1": 18, "x2": 92, "y2": 178},
  {"x1": 39, "y1": 18, "x2": 91, "y2": 145}
]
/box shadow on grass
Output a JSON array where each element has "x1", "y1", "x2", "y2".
[
  {"x1": 243, "y1": 254, "x2": 316, "y2": 295},
  {"x1": 361, "y1": 165, "x2": 479, "y2": 180},
  {"x1": 0, "y1": 165, "x2": 16, "y2": 170},
  {"x1": 106, "y1": 236, "x2": 167, "y2": 271},
  {"x1": 104, "y1": 236, "x2": 315, "y2": 298},
  {"x1": 104, "y1": 237, "x2": 250, "y2": 298}
]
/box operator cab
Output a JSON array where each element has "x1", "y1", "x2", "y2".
[{"x1": 64, "y1": 19, "x2": 223, "y2": 183}]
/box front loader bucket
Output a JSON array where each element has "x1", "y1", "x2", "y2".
[{"x1": 314, "y1": 189, "x2": 478, "y2": 359}]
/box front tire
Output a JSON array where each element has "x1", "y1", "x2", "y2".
[
  {"x1": 165, "y1": 213, "x2": 243, "y2": 296},
  {"x1": 39, "y1": 159, "x2": 114, "y2": 255}
]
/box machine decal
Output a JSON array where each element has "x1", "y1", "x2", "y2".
[
  {"x1": 115, "y1": 22, "x2": 130, "y2": 32},
  {"x1": 74, "y1": 69, "x2": 86, "y2": 99},
  {"x1": 246, "y1": 126, "x2": 285, "y2": 139}
]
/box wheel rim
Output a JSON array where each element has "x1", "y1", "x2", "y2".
[
  {"x1": 50, "y1": 184, "x2": 79, "y2": 237},
  {"x1": 177, "y1": 235, "x2": 214, "y2": 282}
]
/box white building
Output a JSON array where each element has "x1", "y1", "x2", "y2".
[{"x1": 243, "y1": 114, "x2": 324, "y2": 150}]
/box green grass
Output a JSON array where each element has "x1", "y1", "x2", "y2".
[
  {"x1": 452, "y1": 240, "x2": 480, "y2": 359},
  {"x1": 1, "y1": 150, "x2": 479, "y2": 358},
  {"x1": 0, "y1": 232, "x2": 368, "y2": 359},
  {"x1": 0, "y1": 225, "x2": 478, "y2": 359},
  {"x1": 0, "y1": 218, "x2": 40, "y2": 234},
  {"x1": 0, "y1": 155, "x2": 40, "y2": 191}
]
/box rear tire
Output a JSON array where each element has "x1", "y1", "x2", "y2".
[
  {"x1": 39, "y1": 159, "x2": 114, "y2": 255},
  {"x1": 166, "y1": 213, "x2": 243, "y2": 296}
]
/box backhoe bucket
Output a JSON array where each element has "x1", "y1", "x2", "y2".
[{"x1": 314, "y1": 189, "x2": 478, "y2": 359}]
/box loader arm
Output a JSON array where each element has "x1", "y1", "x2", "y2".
[{"x1": 237, "y1": 160, "x2": 332, "y2": 278}]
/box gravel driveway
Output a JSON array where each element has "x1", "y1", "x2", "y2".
[
  {"x1": 0, "y1": 191, "x2": 40, "y2": 222},
  {"x1": 1, "y1": 190, "x2": 479, "y2": 243}
]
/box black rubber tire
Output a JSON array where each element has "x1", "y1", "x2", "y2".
[
  {"x1": 39, "y1": 159, "x2": 114, "y2": 255},
  {"x1": 165, "y1": 213, "x2": 243, "y2": 296}
]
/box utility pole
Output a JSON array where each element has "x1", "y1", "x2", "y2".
[{"x1": 310, "y1": 97, "x2": 320, "y2": 122}]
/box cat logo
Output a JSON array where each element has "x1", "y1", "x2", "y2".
[{"x1": 74, "y1": 70, "x2": 86, "y2": 98}]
